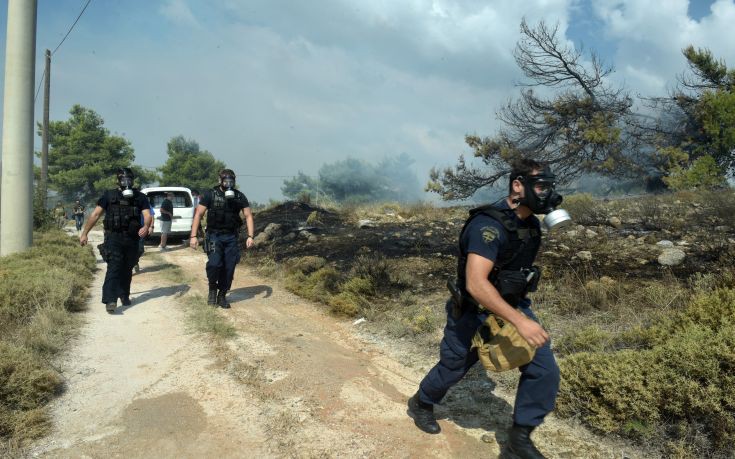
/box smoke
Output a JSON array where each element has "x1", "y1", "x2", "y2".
[{"x1": 281, "y1": 153, "x2": 422, "y2": 204}]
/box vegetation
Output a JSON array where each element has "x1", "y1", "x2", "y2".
[
  {"x1": 43, "y1": 105, "x2": 157, "y2": 203},
  {"x1": 427, "y1": 19, "x2": 636, "y2": 200},
  {"x1": 247, "y1": 189, "x2": 735, "y2": 457},
  {"x1": 0, "y1": 231, "x2": 95, "y2": 449},
  {"x1": 158, "y1": 136, "x2": 226, "y2": 191}
]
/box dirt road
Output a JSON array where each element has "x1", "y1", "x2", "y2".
[{"x1": 32, "y1": 230, "x2": 640, "y2": 458}]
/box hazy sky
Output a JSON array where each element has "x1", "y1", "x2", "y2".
[{"x1": 1, "y1": 0, "x2": 733, "y2": 203}]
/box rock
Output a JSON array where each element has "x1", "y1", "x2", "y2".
[
  {"x1": 308, "y1": 234, "x2": 319, "y2": 243},
  {"x1": 299, "y1": 231, "x2": 313, "y2": 240},
  {"x1": 576, "y1": 251, "x2": 593, "y2": 261},
  {"x1": 424, "y1": 231, "x2": 433, "y2": 237},
  {"x1": 715, "y1": 226, "x2": 730, "y2": 232},
  {"x1": 264, "y1": 222, "x2": 282, "y2": 236},
  {"x1": 565, "y1": 230, "x2": 578, "y2": 238},
  {"x1": 558, "y1": 244, "x2": 570, "y2": 251},
  {"x1": 576, "y1": 225, "x2": 586, "y2": 232},
  {"x1": 608, "y1": 216, "x2": 622, "y2": 228},
  {"x1": 284, "y1": 232, "x2": 296, "y2": 241},
  {"x1": 627, "y1": 235, "x2": 636, "y2": 240},
  {"x1": 656, "y1": 240, "x2": 674, "y2": 248},
  {"x1": 585, "y1": 229, "x2": 598, "y2": 238},
  {"x1": 543, "y1": 251, "x2": 560, "y2": 258},
  {"x1": 358, "y1": 219, "x2": 376, "y2": 228},
  {"x1": 658, "y1": 248, "x2": 686, "y2": 266},
  {"x1": 676, "y1": 240, "x2": 689, "y2": 246},
  {"x1": 253, "y1": 232, "x2": 270, "y2": 247}
]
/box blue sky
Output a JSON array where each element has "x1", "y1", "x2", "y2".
[{"x1": 1, "y1": 0, "x2": 733, "y2": 203}]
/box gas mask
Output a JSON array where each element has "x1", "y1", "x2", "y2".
[
  {"x1": 518, "y1": 167, "x2": 571, "y2": 231},
  {"x1": 221, "y1": 175, "x2": 236, "y2": 199},
  {"x1": 118, "y1": 173, "x2": 134, "y2": 198}
]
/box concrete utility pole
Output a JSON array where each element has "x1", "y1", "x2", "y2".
[
  {"x1": 40, "y1": 49, "x2": 50, "y2": 210},
  {"x1": 1, "y1": 0, "x2": 38, "y2": 255}
]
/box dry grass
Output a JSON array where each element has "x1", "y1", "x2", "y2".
[
  {"x1": 0, "y1": 230, "x2": 95, "y2": 448},
  {"x1": 182, "y1": 295, "x2": 237, "y2": 340}
]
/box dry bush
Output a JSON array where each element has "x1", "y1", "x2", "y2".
[
  {"x1": 708, "y1": 188, "x2": 735, "y2": 226},
  {"x1": 350, "y1": 254, "x2": 391, "y2": 287},
  {"x1": 0, "y1": 230, "x2": 95, "y2": 446},
  {"x1": 562, "y1": 193, "x2": 608, "y2": 226}
]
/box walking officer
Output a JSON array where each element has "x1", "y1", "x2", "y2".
[
  {"x1": 408, "y1": 159, "x2": 569, "y2": 459},
  {"x1": 80, "y1": 168, "x2": 152, "y2": 313},
  {"x1": 189, "y1": 169, "x2": 254, "y2": 308}
]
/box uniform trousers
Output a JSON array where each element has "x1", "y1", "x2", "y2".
[
  {"x1": 418, "y1": 298, "x2": 560, "y2": 427},
  {"x1": 102, "y1": 232, "x2": 140, "y2": 304},
  {"x1": 206, "y1": 231, "x2": 241, "y2": 292}
]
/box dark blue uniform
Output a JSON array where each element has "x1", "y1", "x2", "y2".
[
  {"x1": 418, "y1": 201, "x2": 560, "y2": 427},
  {"x1": 199, "y1": 188, "x2": 250, "y2": 293},
  {"x1": 98, "y1": 190, "x2": 150, "y2": 305}
]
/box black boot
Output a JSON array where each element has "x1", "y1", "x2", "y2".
[
  {"x1": 105, "y1": 301, "x2": 116, "y2": 313},
  {"x1": 407, "y1": 392, "x2": 440, "y2": 434},
  {"x1": 508, "y1": 423, "x2": 546, "y2": 459},
  {"x1": 121, "y1": 295, "x2": 131, "y2": 306},
  {"x1": 208, "y1": 289, "x2": 218, "y2": 305},
  {"x1": 217, "y1": 290, "x2": 230, "y2": 309}
]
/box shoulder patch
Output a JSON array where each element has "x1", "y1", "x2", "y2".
[{"x1": 481, "y1": 226, "x2": 500, "y2": 244}]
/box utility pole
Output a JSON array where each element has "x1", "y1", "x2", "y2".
[
  {"x1": 1, "y1": 0, "x2": 38, "y2": 255},
  {"x1": 40, "y1": 49, "x2": 50, "y2": 209}
]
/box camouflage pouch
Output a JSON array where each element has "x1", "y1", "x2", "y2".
[{"x1": 471, "y1": 313, "x2": 536, "y2": 372}]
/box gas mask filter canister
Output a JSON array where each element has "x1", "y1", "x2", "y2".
[
  {"x1": 222, "y1": 176, "x2": 236, "y2": 199},
  {"x1": 119, "y1": 176, "x2": 134, "y2": 197},
  {"x1": 520, "y1": 168, "x2": 572, "y2": 231}
]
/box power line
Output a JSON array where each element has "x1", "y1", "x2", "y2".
[
  {"x1": 34, "y1": 67, "x2": 46, "y2": 103},
  {"x1": 52, "y1": 0, "x2": 94, "y2": 56}
]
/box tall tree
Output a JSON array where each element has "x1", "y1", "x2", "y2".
[
  {"x1": 158, "y1": 136, "x2": 226, "y2": 191},
  {"x1": 427, "y1": 19, "x2": 636, "y2": 200},
  {"x1": 640, "y1": 46, "x2": 734, "y2": 180},
  {"x1": 44, "y1": 105, "x2": 148, "y2": 203}
]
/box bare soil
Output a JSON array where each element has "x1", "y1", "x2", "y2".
[{"x1": 30, "y1": 229, "x2": 646, "y2": 458}]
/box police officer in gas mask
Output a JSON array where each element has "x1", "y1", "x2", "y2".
[
  {"x1": 407, "y1": 159, "x2": 569, "y2": 459},
  {"x1": 189, "y1": 169, "x2": 255, "y2": 308},
  {"x1": 80, "y1": 168, "x2": 152, "y2": 313}
]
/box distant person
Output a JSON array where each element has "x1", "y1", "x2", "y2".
[
  {"x1": 408, "y1": 159, "x2": 565, "y2": 459},
  {"x1": 73, "y1": 200, "x2": 86, "y2": 232},
  {"x1": 191, "y1": 189, "x2": 200, "y2": 208},
  {"x1": 158, "y1": 192, "x2": 174, "y2": 250},
  {"x1": 53, "y1": 201, "x2": 66, "y2": 229},
  {"x1": 135, "y1": 203, "x2": 155, "y2": 274},
  {"x1": 79, "y1": 168, "x2": 152, "y2": 313},
  {"x1": 189, "y1": 169, "x2": 254, "y2": 308}
]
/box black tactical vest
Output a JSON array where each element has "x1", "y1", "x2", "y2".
[
  {"x1": 103, "y1": 189, "x2": 142, "y2": 234},
  {"x1": 206, "y1": 187, "x2": 243, "y2": 232},
  {"x1": 456, "y1": 204, "x2": 541, "y2": 294}
]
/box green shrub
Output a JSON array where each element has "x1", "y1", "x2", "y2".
[
  {"x1": 557, "y1": 288, "x2": 735, "y2": 456},
  {"x1": 284, "y1": 267, "x2": 340, "y2": 303},
  {"x1": 555, "y1": 325, "x2": 614, "y2": 355}
]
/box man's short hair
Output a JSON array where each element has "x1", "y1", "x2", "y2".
[
  {"x1": 219, "y1": 169, "x2": 235, "y2": 178},
  {"x1": 191, "y1": 189, "x2": 199, "y2": 196},
  {"x1": 508, "y1": 158, "x2": 545, "y2": 195}
]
